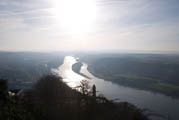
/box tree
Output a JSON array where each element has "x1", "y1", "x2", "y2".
[
  {"x1": 92, "y1": 85, "x2": 96, "y2": 98},
  {"x1": 0, "y1": 79, "x2": 8, "y2": 102},
  {"x1": 78, "y1": 80, "x2": 90, "y2": 95}
]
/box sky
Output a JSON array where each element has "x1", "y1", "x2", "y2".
[{"x1": 0, "y1": 0, "x2": 178, "y2": 52}]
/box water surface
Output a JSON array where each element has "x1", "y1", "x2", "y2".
[{"x1": 53, "y1": 56, "x2": 179, "y2": 120}]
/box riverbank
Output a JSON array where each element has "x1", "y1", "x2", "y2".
[
  {"x1": 87, "y1": 63, "x2": 179, "y2": 99},
  {"x1": 54, "y1": 56, "x2": 179, "y2": 120}
]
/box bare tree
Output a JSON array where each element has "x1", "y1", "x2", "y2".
[{"x1": 78, "y1": 80, "x2": 90, "y2": 95}]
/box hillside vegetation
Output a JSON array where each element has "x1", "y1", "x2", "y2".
[
  {"x1": 0, "y1": 75, "x2": 148, "y2": 120},
  {"x1": 0, "y1": 52, "x2": 64, "y2": 89},
  {"x1": 82, "y1": 54, "x2": 179, "y2": 98}
]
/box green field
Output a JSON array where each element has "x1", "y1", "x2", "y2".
[{"x1": 84, "y1": 54, "x2": 179, "y2": 98}]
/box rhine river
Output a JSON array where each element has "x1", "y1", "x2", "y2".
[{"x1": 52, "y1": 56, "x2": 179, "y2": 120}]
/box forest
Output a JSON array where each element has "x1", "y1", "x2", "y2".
[
  {"x1": 0, "y1": 75, "x2": 148, "y2": 120},
  {"x1": 80, "y1": 53, "x2": 179, "y2": 98},
  {"x1": 0, "y1": 52, "x2": 64, "y2": 89}
]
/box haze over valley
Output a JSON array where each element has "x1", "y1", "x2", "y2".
[{"x1": 0, "y1": 0, "x2": 179, "y2": 120}]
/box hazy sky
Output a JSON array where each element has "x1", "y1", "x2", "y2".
[{"x1": 0, "y1": 0, "x2": 178, "y2": 52}]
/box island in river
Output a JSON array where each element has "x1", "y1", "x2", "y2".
[
  {"x1": 74, "y1": 53, "x2": 179, "y2": 98},
  {"x1": 57, "y1": 55, "x2": 179, "y2": 120}
]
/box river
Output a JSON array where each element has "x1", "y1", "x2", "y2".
[{"x1": 52, "y1": 56, "x2": 179, "y2": 120}]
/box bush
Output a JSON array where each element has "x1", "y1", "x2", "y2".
[{"x1": 0, "y1": 75, "x2": 148, "y2": 120}]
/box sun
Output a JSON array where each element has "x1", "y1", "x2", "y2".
[{"x1": 51, "y1": 0, "x2": 97, "y2": 34}]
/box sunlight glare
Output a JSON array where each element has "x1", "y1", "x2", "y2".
[{"x1": 52, "y1": 0, "x2": 97, "y2": 34}]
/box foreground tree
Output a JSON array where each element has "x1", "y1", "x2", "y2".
[
  {"x1": 0, "y1": 79, "x2": 8, "y2": 102},
  {"x1": 0, "y1": 75, "x2": 149, "y2": 120}
]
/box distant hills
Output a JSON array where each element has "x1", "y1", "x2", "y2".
[
  {"x1": 80, "y1": 53, "x2": 179, "y2": 98},
  {"x1": 1, "y1": 52, "x2": 179, "y2": 98},
  {"x1": 0, "y1": 52, "x2": 64, "y2": 89}
]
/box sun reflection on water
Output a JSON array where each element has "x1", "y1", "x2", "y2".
[{"x1": 52, "y1": 56, "x2": 85, "y2": 88}]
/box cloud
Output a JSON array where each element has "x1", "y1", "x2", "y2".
[{"x1": 0, "y1": 0, "x2": 179, "y2": 52}]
